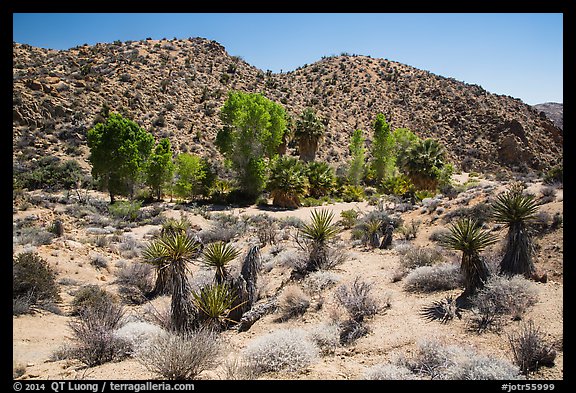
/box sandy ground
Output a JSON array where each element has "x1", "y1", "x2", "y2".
[{"x1": 13, "y1": 175, "x2": 564, "y2": 380}]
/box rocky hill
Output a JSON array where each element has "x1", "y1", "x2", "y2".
[
  {"x1": 533, "y1": 102, "x2": 563, "y2": 130},
  {"x1": 13, "y1": 38, "x2": 563, "y2": 176}
]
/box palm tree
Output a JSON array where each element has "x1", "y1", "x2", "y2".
[
  {"x1": 491, "y1": 187, "x2": 539, "y2": 277},
  {"x1": 267, "y1": 156, "x2": 309, "y2": 208},
  {"x1": 306, "y1": 161, "x2": 336, "y2": 198},
  {"x1": 402, "y1": 138, "x2": 446, "y2": 190},
  {"x1": 201, "y1": 241, "x2": 240, "y2": 284},
  {"x1": 300, "y1": 209, "x2": 340, "y2": 272},
  {"x1": 441, "y1": 218, "x2": 497, "y2": 298},
  {"x1": 295, "y1": 108, "x2": 325, "y2": 162},
  {"x1": 144, "y1": 232, "x2": 201, "y2": 333}
]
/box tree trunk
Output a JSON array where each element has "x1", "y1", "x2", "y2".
[
  {"x1": 237, "y1": 297, "x2": 278, "y2": 332},
  {"x1": 461, "y1": 253, "x2": 489, "y2": 297}
]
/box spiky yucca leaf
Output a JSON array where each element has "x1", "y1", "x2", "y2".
[
  {"x1": 441, "y1": 218, "x2": 497, "y2": 255},
  {"x1": 192, "y1": 283, "x2": 241, "y2": 329},
  {"x1": 201, "y1": 241, "x2": 240, "y2": 284},
  {"x1": 300, "y1": 209, "x2": 340, "y2": 244},
  {"x1": 492, "y1": 189, "x2": 538, "y2": 226}
]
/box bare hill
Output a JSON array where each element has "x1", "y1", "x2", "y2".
[
  {"x1": 13, "y1": 38, "x2": 563, "y2": 175},
  {"x1": 533, "y1": 102, "x2": 563, "y2": 130}
]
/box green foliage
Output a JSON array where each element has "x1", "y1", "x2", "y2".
[
  {"x1": 108, "y1": 200, "x2": 142, "y2": 221},
  {"x1": 370, "y1": 113, "x2": 396, "y2": 183},
  {"x1": 14, "y1": 158, "x2": 85, "y2": 192},
  {"x1": 201, "y1": 242, "x2": 241, "y2": 284},
  {"x1": 392, "y1": 127, "x2": 419, "y2": 168},
  {"x1": 267, "y1": 156, "x2": 309, "y2": 208},
  {"x1": 295, "y1": 107, "x2": 325, "y2": 162},
  {"x1": 341, "y1": 185, "x2": 365, "y2": 202},
  {"x1": 87, "y1": 112, "x2": 154, "y2": 203},
  {"x1": 301, "y1": 209, "x2": 340, "y2": 245},
  {"x1": 192, "y1": 283, "x2": 238, "y2": 330},
  {"x1": 339, "y1": 209, "x2": 359, "y2": 229},
  {"x1": 13, "y1": 252, "x2": 61, "y2": 308},
  {"x1": 173, "y1": 153, "x2": 215, "y2": 200},
  {"x1": 347, "y1": 129, "x2": 366, "y2": 186},
  {"x1": 306, "y1": 161, "x2": 336, "y2": 198},
  {"x1": 145, "y1": 138, "x2": 174, "y2": 200},
  {"x1": 401, "y1": 138, "x2": 447, "y2": 190},
  {"x1": 381, "y1": 174, "x2": 414, "y2": 197},
  {"x1": 543, "y1": 164, "x2": 563, "y2": 184},
  {"x1": 217, "y1": 91, "x2": 287, "y2": 198}
]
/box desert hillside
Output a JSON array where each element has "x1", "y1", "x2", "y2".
[
  {"x1": 13, "y1": 38, "x2": 562, "y2": 175},
  {"x1": 13, "y1": 37, "x2": 564, "y2": 382}
]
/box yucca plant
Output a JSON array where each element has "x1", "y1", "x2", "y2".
[
  {"x1": 201, "y1": 241, "x2": 241, "y2": 284},
  {"x1": 143, "y1": 232, "x2": 201, "y2": 333},
  {"x1": 300, "y1": 209, "x2": 341, "y2": 272},
  {"x1": 491, "y1": 187, "x2": 539, "y2": 277},
  {"x1": 441, "y1": 218, "x2": 497, "y2": 298},
  {"x1": 267, "y1": 156, "x2": 309, "y2": 208},
  {"x1": 191, "y1": 283, "x2": 240, "y2": 331},
  {"x1": 160, "y1": 217, "x2": 191, "y2": 238},
  {"x1": 364, "y1": 219, "x2": 383, "y2": 248}
]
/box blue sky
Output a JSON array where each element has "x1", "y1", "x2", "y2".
[{"x1": 12, "y1": 13, "x2": 563, "y2": 105}]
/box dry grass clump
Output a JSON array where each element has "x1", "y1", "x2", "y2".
[
  {"x1": 397, "y1": 338, "x2": 524, "y2": 380},
  {"x1": 364, "y1": 363, "x2": 418, "y2": 380},
  {"x1": 508, "y1": 320, "x2": 557, "y2": 375},
  {"x1": 277, "y1": 285, "x2": 311, "y2": 320},
  {"x1": 67, "y1": 301, "x2": 130, "y2": 367},
  {"x1": 467, "y1": 275, "x2": 539, "y2": 333},
  {"x1": 404, "y1": 263, "x2": 462, "y2": 292},
  {"x1": 241, "y1": 328, "x2": 319, "y2": 375},
  {"x1": 137, "y1": 328, "x2": 221, "y2": 380}
]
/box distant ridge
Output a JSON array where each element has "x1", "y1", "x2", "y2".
[{"x1": 13, "y1": 38, "x2": 563, "y2": 175}]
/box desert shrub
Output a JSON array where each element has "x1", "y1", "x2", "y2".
[
  {"x1": 137, "y1": 329, "x2": 221, "y2": 380},
  {"x1": 307, "y1": 322, "x2": 340, "y2": 355},
  {"x1": 398, "y1": 245, "x2": 445, "y2": 271},
  {"x1": 115, "y1": 261, "x2": 154, "y2": 304},
  {"x1": 397, "y1": 219, "x2": 420, "y2": 240},
  {"x1": 68, "y1": 301, "x2": 129, "y2": 367},
  {"x1": 338, "y1": 319, "x2": 370, "y2": 345},
  {"x1": 90, "y1": 253, "x2": 109, "y2": 270},
  {"x1": 334, "y1": 277, "x2": 381, "y2": 322},
  {"x1": 13, "y1": 251, "x2": 60, "y2": 312},
  {"x1": 543, "y1": 165, "x2": 562, "y2": 185},
  {"x1": 400, "y1": 339, "x2": 523, "y2": 380},
  {"x1": 13, "y1": 226, "x2": 55, "y2": 246},
  {"x1": 442, "y1": 202, "x2": 492, "y2": 225},
  {"x1": 339, "y1": 209, "x2": 359, "y2": 229},
  {"x1": 303, "y1": 270, "x2": 341, "y2": 294},
  {"x1": 508, "y1": 320, "x2": 557, "y2": 375},
  {"x1": 113, "y1": 321, "x2": 165, "y2": 354},
  {"x1": 118, "y1": 234, "x2": 143, "y2": 259},
  {"x1": 70, "y1": 285, "x2": 116, "y2": 316},
  {"x1": 220, "y1": 356, "x2": 260, "y2": 380},
  {"x1": 364, "y1": 363, "x2": 417, "y2": 380},
  {"x1": 108, "y1": 200, "x2": 142, "y2": 222},
  {"x1": 278, "y1": 285, "x2": 311, "y2": 320},
  {"x1": 404, "y1": 263, "x2": 462, "y2": 292},
  {"x1": 470, "y1": 275, "x2": 538, "y2": 321},
  {"x1": 429, "y1": 228, "x2": 451, "y2": 242},
  {"x1": 242, "y1": 328, "x2": 319, "y2": 374}
]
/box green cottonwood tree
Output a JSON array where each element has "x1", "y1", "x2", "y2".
[
  {"x1": 370, "y1": 113, "x2": 395, "y2": 183},
  {"x1": 145, "y1": 138, "x2": 174, "y2": 201},
  {"x1": 173, "y1": 153, "x2": 215, "y2": 201},
  {"x1": 216, "y1": 91, "x2": 287, "y2": 199},
  {"x1": 87, "y1": 112, "x2": 154, "y2": 203},
  {"x1": 347, "y1": 129, "x2": 366, "y2": 186}
]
